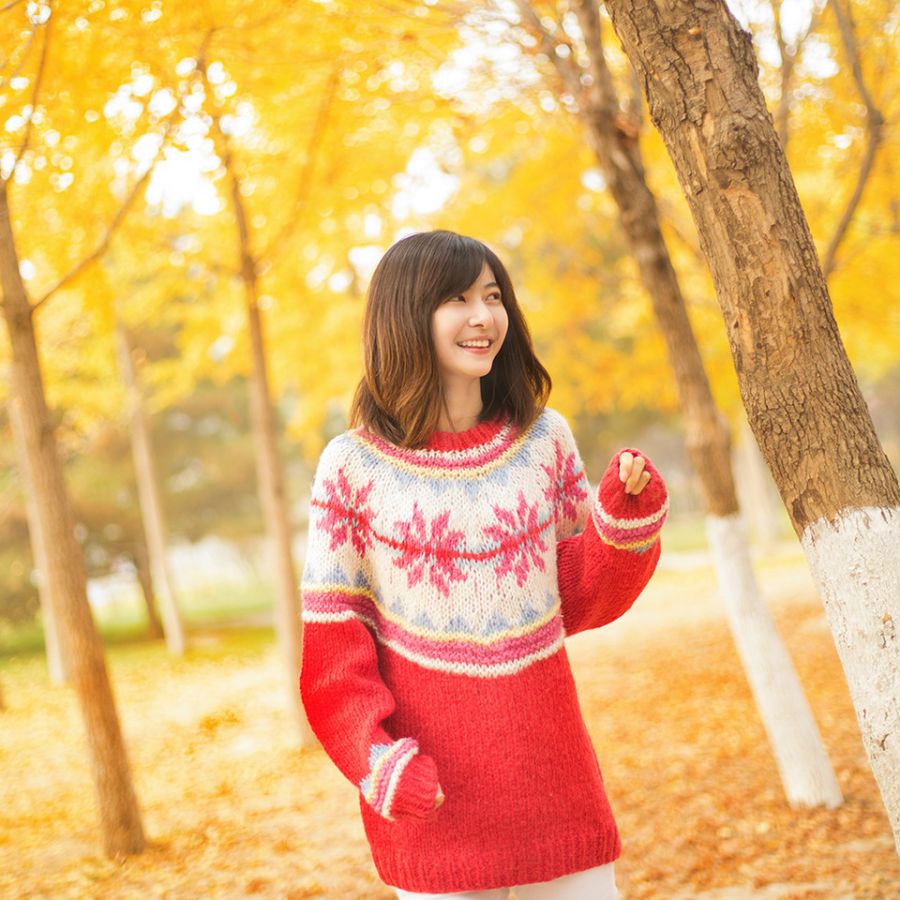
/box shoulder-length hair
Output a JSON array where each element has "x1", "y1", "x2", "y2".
[{"x1": 349, "y1": 230, "x2": 551, "y2": 448}]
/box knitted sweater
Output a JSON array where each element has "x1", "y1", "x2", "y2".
[{"x1": 299, "y1": 408, "x2": 668, "y2": 892}]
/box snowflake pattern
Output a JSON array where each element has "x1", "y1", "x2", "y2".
[
  {"x1": 392, "y1": 503, "x2": 467, "y2": 598},
  {"x1": 482, "y1": 491, "x2": 547, "y2": 587},
  {"x1": 316, "y1": 468, "x2": 375, "y2": 557},
  {"x1": 541, "y1": 440, "x2": 588, "y2": 524}
]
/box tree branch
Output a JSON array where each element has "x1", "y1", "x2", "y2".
[
  {"x1": 31, "y1": 103, "x2": 184, "y2": 311},
  {"x1": 260, "y1": 63, "x2": 342, "y2": 265},
  {"x1": 6, "y1": 7, "x2": 51, "y2": 185},
  {"x1": 768, "y1": 0, "x2": 824, "y2": 151},
  {"x1": 821, "y1": 0, "x2": 885, "y2": 279},
  {"x1": 513, "y1": 1, "x2": 584, "y2": 105}
]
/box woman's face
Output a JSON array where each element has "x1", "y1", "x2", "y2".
[{"x1": 430, "y1": 262, "x2": 509, "y2": 389}]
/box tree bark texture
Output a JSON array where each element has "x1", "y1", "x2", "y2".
[
  {"x1": 603, "y1": 0, "x2": 900, "y2": 848},
  {"x1": 561, "y1": 0, "x2": 840, "y2": 807},
  {"x1": 115, "y1": 315, "x2": 186, "y2": 655},
  {"x1": 568, "y1": 0, "x2": 736, "y2": 518},
  {"x1": 0, "y1": 185, "x2": 145, "y2": 856}
]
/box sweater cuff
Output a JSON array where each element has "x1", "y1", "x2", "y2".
[
  {"x1": 592, "y1": 448, "x2": 668, "y2": 553},
  {"x1": 360, "y1": 738, "x2": 440, "y2": 821}
]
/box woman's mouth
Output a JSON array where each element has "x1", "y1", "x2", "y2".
[{"x1": 457, "y1": 339, "x2": 493, "y2": 352}]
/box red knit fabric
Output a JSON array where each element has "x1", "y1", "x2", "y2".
[{"x1": 299, "y1": 410, "x2": 667, "y2": 892}]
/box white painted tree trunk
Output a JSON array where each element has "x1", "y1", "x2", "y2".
[
  {"x1": 801, "y1": 507, "x2": 900, "y2": 849},
  {"x1": 706, "y1": 514, "x2": 843, "y2": 808}
]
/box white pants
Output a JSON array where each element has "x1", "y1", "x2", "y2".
[{"x1": 394, "y1": 862, "x2": 618, "y2": 900}]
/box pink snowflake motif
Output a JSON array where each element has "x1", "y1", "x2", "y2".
[
  {"x1": 317, "y1": 468, "x2": 375, "y2": 557},
  {"x1": 541, "y1": 440, "x2": 588, "y2": 524},
  {"x1": 392, "y1": 503, "x2": 467, "y2": 598},
  {"x1": 483, "y1": 491, "x2": 547, "y2": 587}
]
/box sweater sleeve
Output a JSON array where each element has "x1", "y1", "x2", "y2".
[
  {"x1": 549, "y1": 417, "x2": 668, "y2": 636},
  {"x1": 299, "y1": 437, "x2": 442, "y2": 822}
]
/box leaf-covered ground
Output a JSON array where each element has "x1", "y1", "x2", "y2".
[{"x1": 1, "y1": 553, "x2": 898, "y2": 899}]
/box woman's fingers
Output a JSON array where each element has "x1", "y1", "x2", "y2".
[
  {"x1": 619, "y1": 451, "x2": 634, "y2": 485},
  {"x1": 630, "y1": 469, "x2": 652, "y2": 495},
  {"x1": 625, "y1": 455, "x2": 646, "y2": 494},
  {"x1": 620, "y1": 451, "x2": 652, "y2": 494}
]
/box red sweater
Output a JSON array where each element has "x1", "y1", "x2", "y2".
[{"x1": 300, "y1": 409, "x2": 668, "y2": 892}]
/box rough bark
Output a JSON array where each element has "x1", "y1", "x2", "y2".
[
  {"x1": 0, "y1": 184, "x2": 145, "y2": 856},
  {"x1": 115, "y1": 315, "x2": 186, "y2": 655},
  {"x1": 604, "y1": 0, "x2": 900, "y2": 848},
  {"x1": 518, "y1": 0, "x2": 840, "y2": 807}
]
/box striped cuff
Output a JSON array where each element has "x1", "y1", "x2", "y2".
[
  {"x1": 360, "y1": 738, "x2": 421, "y2": 821},
  {"x1": 592, "y1": 449, "x2": 669, "y2": 553}
]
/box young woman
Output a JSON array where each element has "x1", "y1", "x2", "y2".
[{"x1": 299, "y1": 230, "x2": 668, "y2": 899}]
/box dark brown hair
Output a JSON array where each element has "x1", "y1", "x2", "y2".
[{"x1": 349, "y1": 230, "x2": 551, "y2": 447}]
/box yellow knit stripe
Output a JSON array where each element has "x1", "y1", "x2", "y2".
[{"x1": 301, "y1": 582, "x2": 559, "y2": 645}]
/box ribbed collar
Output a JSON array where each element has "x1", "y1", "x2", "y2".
[{"x1": 422, "y1": 417, "x2": 507, "y2": 452}]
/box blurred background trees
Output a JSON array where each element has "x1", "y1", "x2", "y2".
[{"x1": 1, "y1": 0, "x2": 897, "y2": 857}]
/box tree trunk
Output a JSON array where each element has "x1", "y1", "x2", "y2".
[
  {"x1": 735, "y1": 417, "x2": 781, "y2": 550},
  {"x1": 208, "y1": 109, "x2": 317, "y2": 747},
  {"x1": 558, "y1": 0, "x2": 840, "y2": 808},
  {"x1": 0, "y1": 184, "x2": 145, "y2": 856},
  {"x1": 19, "y1": 462, "x2": 71, "y2": 682},
  {"x1": 132, "y1": 539, "x2": 164, "y2": 641},
  {"x1": 604, "y1": 0, "x2": 900, "y2": 848},
  {"x1": 115, "y1": 314, "x2": 186, "y2": 655}
]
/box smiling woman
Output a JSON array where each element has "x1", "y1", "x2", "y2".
[
  {"x1": 430, "y1": 261, "x2": 509, "y2": 431},
  {"x1": 298, "y1": 229, "x2": 669, "y2": 898},
  {"x1": 349, "y1": 230, "x2": 550, "y2": 449}
]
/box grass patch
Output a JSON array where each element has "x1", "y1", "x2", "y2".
[{"x1": 0, "y1": 581, "x2": 276, "y2": 661}]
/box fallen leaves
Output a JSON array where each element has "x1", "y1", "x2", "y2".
[{"x1": 1, "y1": 565, "x2": 898, "y2": 898}]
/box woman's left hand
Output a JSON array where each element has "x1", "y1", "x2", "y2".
[{"x1": 619, "y1": 451, "x2": 651, "y2": 495}]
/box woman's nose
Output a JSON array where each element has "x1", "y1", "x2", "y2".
[{"x1": 468, "y1": 300, "x2": 490, "y2": 326}]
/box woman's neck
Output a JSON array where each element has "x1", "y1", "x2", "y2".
[{"x1": 436, "y1": 378, "x2": 483, "y2": 432}]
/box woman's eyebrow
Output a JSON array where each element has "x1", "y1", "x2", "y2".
[{"x1": 484, "y1": 281, "x2": 500, "y2": 289}]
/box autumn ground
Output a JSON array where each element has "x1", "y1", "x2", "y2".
[{"x1": 1, "y1": 547, "x2": 898, "y2": 899}]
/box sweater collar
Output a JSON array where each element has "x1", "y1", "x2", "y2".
[{"x1": 423, "y1": 417, "x2": 507, "y2": 452}]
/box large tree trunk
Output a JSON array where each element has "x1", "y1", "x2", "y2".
[
  {"x1": 0, "y1": 184, "x2": 145, "y2": 856},
  {"x1": 115, "y1": 315, "x2": 186, "y2": 655},
  {"x1": 604, "y1": 0, "x2": 900, "y2": 848},
  {"x1": 200, "y1": 82, "x2": 316, "y2": 746},
  {"x1": 538, "y1": 0, "x2": 840, "y2": 808}
]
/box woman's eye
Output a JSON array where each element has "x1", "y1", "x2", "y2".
[{"x1": 486, "y1": 293, "x2": 502, "y2": 303}]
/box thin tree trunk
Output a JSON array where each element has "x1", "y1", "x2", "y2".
[
  {"x1": 133, "y1": 540, "x2": 164, "y2": 640},
  {"x1": 821, "y1": 0, "x2": 885, "y2": 278},
  {"x1": 231, "y1": 175, "x2": 316, "y2": 747},
  {"x1": 0, "y1": 184, "x2": 144, "y2": 856},
  {"x1": 522, "y1": 0, "x2": 841, "y2": 807},
  {"x1": 115, "y1": 314, "x2": 186, "y2": 655},
  {"x1": 604, "y1": 0, "x2": 900, "y2": 849},
  {"x1": 735, "y1": 417, "x2": 782, "y2": 550},
  {"x1": 197, "y1": 53, "x2": 316, "y2": 746},
  {"x1": 20, "y1": 464, "x2": 70, "y2": 682}
]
